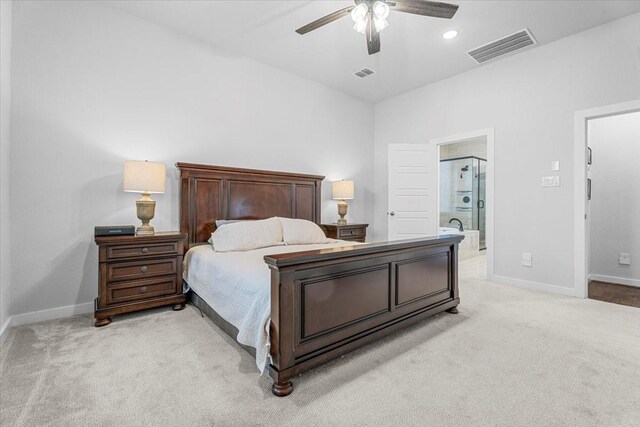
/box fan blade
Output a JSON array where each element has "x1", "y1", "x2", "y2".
[
  {"x1": 296, "y1": 6, "x2": 355, "y2": 35},
  {"x1": 390, "y1": 0, "x2": 458, "y2": 19},
  {"x1": 366, "y1": 15, "x2": 381, "y2": 55}
]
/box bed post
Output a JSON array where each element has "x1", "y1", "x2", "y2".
[
  {"x1": 268, "y1": 267, "x2": 296, "y2": 396},
  {"x1": 446, "y1": 242, "x2": 460, "y2": 314}
]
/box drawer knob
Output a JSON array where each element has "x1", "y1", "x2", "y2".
[
  {"x1": 141, "y1": 247, "x2": 149, "y2": 253},
  {"x1": 140, "y1": 266, "x2": 148, "y2": 272},
  {"x1": 140, "y1": 286, "x2": 148, "y2": 293}
]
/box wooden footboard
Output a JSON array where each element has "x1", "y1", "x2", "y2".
[{"x1": 264, "y1": 235, "x2": 464, "y2": 396}]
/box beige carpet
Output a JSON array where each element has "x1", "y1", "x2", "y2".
[{"x1": 1, "y1": 256, "x2": 639, "y2": 426}]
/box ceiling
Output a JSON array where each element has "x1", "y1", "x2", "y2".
[{"x1": 107, "y1": 1, "x2": 640, "y2": 102}]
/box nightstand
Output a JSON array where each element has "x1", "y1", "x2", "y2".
[
  {"x1": 320, "y1": 223, "x2": 368, "y2": 243},
  {"x1": 94, "y1": 232, "x2": 187, "y2": 327}
]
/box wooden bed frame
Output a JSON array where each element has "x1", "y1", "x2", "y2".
[{"x1": 177, "y1": 162, "x2": 463, "y2": 396}]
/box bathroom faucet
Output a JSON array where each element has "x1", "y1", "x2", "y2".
[{"x1": 449, "y1": 218, "x2": 464, "y2": 232}]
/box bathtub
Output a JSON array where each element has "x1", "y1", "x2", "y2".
[{"x1": 438, "y1": 227, "x2": 480, "y2": 260}]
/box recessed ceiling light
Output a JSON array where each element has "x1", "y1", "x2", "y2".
[{"x1": 442, "y1": 30, "x2": 458, "y2": 40}]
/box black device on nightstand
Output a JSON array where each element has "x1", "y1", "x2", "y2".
[{"x1": 94, "y1": 225, "x2": 135, "y2": 236}]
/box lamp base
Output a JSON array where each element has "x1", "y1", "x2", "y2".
[
  {"x1": 135, "y1": 224, "x2": 155, "y2": 236},
  {"x1": 337, "y1": 199, "x2": 348, "y2": 225},
  {"x1": 136, "y1": 194, "x2": 156, "y2": 236}
]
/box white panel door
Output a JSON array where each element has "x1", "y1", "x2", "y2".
[{"x1": 388, "y1": 144, "x2": 437, "y2": 240}]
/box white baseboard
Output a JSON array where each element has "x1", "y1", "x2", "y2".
[
  {"x1": 589, "y1": 274, "x2": 640, "y2": 288},
  {"x1": 0, "y1": 316, "x2": 13, "y2": 346},
  {"x1": 492, "y1": 275, "x2": 577, "y2": 297},
  {"x1": 9, "y1": 302, "x2": 94, "y2": 329}
]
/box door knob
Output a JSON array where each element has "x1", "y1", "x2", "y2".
[{"x1": 389, "y1": 211, "x2": 395, "y2": 216}]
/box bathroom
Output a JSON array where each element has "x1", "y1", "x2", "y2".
[{"x1": 438, "y1": 137, "x2": 487, "y2": 260}]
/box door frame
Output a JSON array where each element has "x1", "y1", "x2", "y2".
[
  {"x1": 430, "y1": 128, "x2": 495, "y2": 281},
  {"x1": 573, "y1": 99, "x2": 640, "y2": 298}
]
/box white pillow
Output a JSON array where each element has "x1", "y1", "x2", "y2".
[
  {"x1": 215, "y1": 219, "x2": 251, "y2": 228},
  {"x1": 278, "y1": 217, "x2": 329, "y2": 245},
  {"x1": 210, "y1": 217, "x2": 283, "y2": 252}
]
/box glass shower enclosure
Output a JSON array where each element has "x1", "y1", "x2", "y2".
[{"x1": 440, "y1": 156, "x2": 487, "y2": 250}]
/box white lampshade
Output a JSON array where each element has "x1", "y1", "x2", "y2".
[
  {"x1": 332, "y1": 180, "x2": 355, "y2": 200},
  {"x1": 123, "y1": 160, "x2": 166, "y2": 194}
]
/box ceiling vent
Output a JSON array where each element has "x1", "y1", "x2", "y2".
[
  {"x1": 467, "y1": 29, "x2": 537, "y2": 64},
  {"x1": 354, "y1": 68, "x2": 375, "y2": 78}
]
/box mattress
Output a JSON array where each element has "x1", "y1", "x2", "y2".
[{"x1": 183, "y1": 240, "x2": 359, "y2": 373}]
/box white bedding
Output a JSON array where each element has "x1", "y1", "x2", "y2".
[{"x1": 183, "y1": 240, "x2": 360, "y2": 373}]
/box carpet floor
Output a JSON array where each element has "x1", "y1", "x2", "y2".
[{"x1": 1, "y1": 256, "x2": 639, "y2": 426}]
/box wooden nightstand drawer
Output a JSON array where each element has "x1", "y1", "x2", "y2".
[
  {"x1": 106, "y1": 242, "x2": 179, "y2": 261},
  {"x1": 321, "y1": 223, "x2": 368, "y2": 243},
  {"x1": 107, "y1": 258, "x2": 177, "y2": 282},
  {"x1": 107, "y1": 276, "x2": 178, "y2": 305},
  {"x1": 338, "y1": 228, "x2": 364, "y2": 238}
]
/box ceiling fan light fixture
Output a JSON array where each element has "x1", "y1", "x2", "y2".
[
  {"x1": 350, "y1": 3, "x2": 368, "y2": 22},
  {"x1": 353, "y1": 17, "x2": 368, "y2": 34},
  {"x1": 374, "y1": 16, "x2": 389, "y2": 33},
  {"x1": 295, "y1": 0, "x2": 459, "y2": 55},
  {"x1": 372, "y1": 1, "x2": 390, "y2": 20}
]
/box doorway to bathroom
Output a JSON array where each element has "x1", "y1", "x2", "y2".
[
  {"x1": 433, "y1": 129, "x2": 494, "y2": 280},
  {"x1": 438, "y1": 137, "x2": 487, "y2": 259},
  {"x1": 440, "y1": 153, "x2": 487, "y2": 249}
]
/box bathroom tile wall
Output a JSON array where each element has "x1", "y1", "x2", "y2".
[{"x1": 440, "y1": 138, "x2": 487, "y2": 160}]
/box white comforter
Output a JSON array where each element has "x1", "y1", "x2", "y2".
[{"x1": 183, "y1": 240, "x2": 359, "y2": 373}]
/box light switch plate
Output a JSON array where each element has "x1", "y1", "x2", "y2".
[
  {"x1": 522, "y1": 253, "x2": 532, "y2": 267},
  {"x1": 551, "y1": 161, "x2": 560, "y2": 171},
  {"x1": 542, "y1": 176, "x2": 561, "y2": 187}
]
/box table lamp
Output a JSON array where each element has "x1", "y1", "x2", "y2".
[
  {"x1": 123, "y1": 160, "x2": 166, "y2": 236},
  {"x1": 332, "y1": 180, "x2": 354, "y2": 225}
]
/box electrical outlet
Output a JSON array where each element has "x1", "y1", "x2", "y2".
[
  {"x1": 619, "y1": 253, "x2": 631, "y2": 265},
  {"x1": 522, "y1": 253, "x2": 532, "y2": 267}
]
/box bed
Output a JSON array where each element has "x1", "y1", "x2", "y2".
[{"x1": 177, "y1": 162, "x2": 464, "y2": 396}]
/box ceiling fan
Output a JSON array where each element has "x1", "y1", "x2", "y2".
[{"x1": 296, "y1": 0, "x2": 459, "y2": 55}]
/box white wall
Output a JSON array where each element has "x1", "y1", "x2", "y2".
[
  {"x1": 10, "y1": 1, "x2": 374, "y2": 317},
  {"x1": 374, "y1": 13, "x2": 640, "y2": 292},
  {"x1": 0, "y1": 0, "x2": 12, "y2": 336},
  {"x1": 588, "y1": 112, "x2": 640, "y2": 285}
]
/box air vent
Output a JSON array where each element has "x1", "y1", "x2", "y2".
[
  {"x1": 354, "y1": 68, "x2": 375, "y2": 78},
  {"x1": 467, "y1": 29, "x2": 537, "y2": 64}
]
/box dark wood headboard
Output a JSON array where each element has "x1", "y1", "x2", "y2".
[{"x1": 177, "y1": 163, "x2": 324, "y2": 248}]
